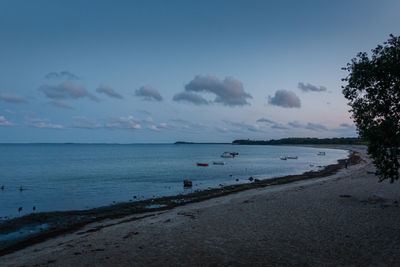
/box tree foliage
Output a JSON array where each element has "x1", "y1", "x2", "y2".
[{"x1": 342, "y1": 34, "x2": 400, "y2": 182}]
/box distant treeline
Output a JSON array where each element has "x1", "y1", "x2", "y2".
[{"x1": 232, "y1": 137, "x2": 367, "y2": 145}]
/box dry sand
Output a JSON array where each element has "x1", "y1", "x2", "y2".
[{"x1": 1, "y1": 147, "x2": 400, "y2": 266}]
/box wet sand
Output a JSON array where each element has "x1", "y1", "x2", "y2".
[{"x1": 1, "y1": 147, "x2": 400, "y2": 266}]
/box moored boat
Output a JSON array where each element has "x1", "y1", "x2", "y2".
[
  {"x1": 287, "y1": 156, "x2": 298, "y2": 159},
  {"x1": 280, "y1": 156, "x2": 288, "y2": 160},
  {"x1": 213, "y1": 161, "x2": 225, "y2": 165},
  {"x1": 317, "y1": 152, "x2": 326, "y2": 156},
  {"x1": 221, "y1": 152, "x2": 233, "y2": 158},
  {"x1": 197, "y1": 163, "x2": 209, "y2": 166}
]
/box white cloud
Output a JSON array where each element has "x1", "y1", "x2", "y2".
[
  {"x1": 96, "y1": 85, "x2": 123, "y2": 99},
  {"x1": 333, "y1": 123, "x2": 358, "y2": 137},
  {"x1": 271, "y1": 123, "x2": 289, "y2": 130},
  {"x1": 256, "y1": 118, "x2": 275, "y2": 124},
  {"x1": 39, "y1": 81, "x2": 99, "y2": 102},
  {"x1": 305, "y1": 122, "x2": 328, "y2": 131},
  {"x1": 288, "y1": 121, "x2": 303, "y2": 128},
  {"x1": 45, "y1": 71, "x2": 79, "y2": 80},
  {"x1": 298, "y1": 82, "x2": 327, "y2": 92},
  {"x1": 149, "y1": 125, "x2": 160, "y2": 131},
  {"x1": 223, "y1": 120, "x2": 262, "y2": 133},
  {"x1": 106, "y1": 116, "x2": 141, "y2": 130},
  {"x1": 268, "y1": 90, "x2": 301, "y2": 108},
  {"x1": 0, "y1": 116, "x2": 12, "y2": 126},
  {"x1": 287, "y1": 121, "x2": 328, "y2": 131},
  {"x1": 173, "y1": 91, "x2": 209, "y2": 105},
  {"x1": 25, "y1": 117, "x2": 63, "y2": 129},
  {"x1": 71, "y1": 116, "x2": 102, "y2": 129},
  {"x1": 173, "y1": 75, "x2": 252, "y2": 106},
  {"x1": 49, "y1": 100, "x2": 73, "y2": 109},
  {"x1": 0, "y1": 93, "x2": 28, "y2": 103},
  {"x1": 135, "y1": 86, "x2": 163, "y2": 101}
]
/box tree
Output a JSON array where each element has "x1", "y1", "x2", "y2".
[{"x1": 342, "y1": 34, "x2": 400, "y2": 183}]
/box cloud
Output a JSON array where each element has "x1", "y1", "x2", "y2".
[
  {"x1": 169, "y1": 119, "x2": 206, "y2": 132},
  {"x1": 223, "y1": 120, "x2": 262, "y2": 133},
  {"x1": 174, "y1": 75, "x2": 252, "y2": 107},
  {"x1": 159, "y1": 123, "x2": 168, "y2": 128},
  {"x1": 71, "y1": 116, "x2": 101, "y2": 129},
  {"x1": 0, "y1": 116, "x2": 12, "y2": 126},
  {"x1": 39, "y1": 81, "x2": 99, "y2": 102},
  {"x1": 271, "y1": 123, "x2": 289, "y2": 130},
  {"x1": 268, "y1": 90, "x2": 301, "y2": 108},
  {"x1": 143, "y1": 117, "x2": 154, "y2": 123},
  {"x1": 298, "y1": 82, "x2": 327, "y2": 92},
  {"x1": 135, "y1": 86, "x2": 162, "y2": 101},
  {"x1": 45, "y1": 71, "x2": 79, "y2": 80},
  {"x1": 25, "y1": 117, "x2": 63, "y2": 129},
  {"x1": 106, "y1": 116, "x2": 141, "y2": 130},
  {"x1": 339, "y1": 123, "x2": 352, "y2": 128},
  {"x1": 49, "y1": 100, "x2": 73, "y2": 109},
  {"x1": 96, "y1": 85, "x2": 123, "y2": 99},
  {"x1": 0, "y1": 93, "x2": 28, "y2": 103},
  {"x1": 256, "y1": 118, "x2": 274, "y2": 124},
  {"x1": 287, "y1": 121, "x2": 328, "y2": 131},
  {"x1": 149, "y1": 125, "x2": 161, "y2": 131},
  {"x1": 4, "y1": 109, "x2": 15, "y2": 114},
  {"x1": 305, "y1": 122, "x2": 328, "y2": 131},
  {"x1": 136, "y1": 109, "x2": 151, "y2": 116},
  {"x1": 288, "y1": 121, "x2": 303, "y2": 128},
  {"x1": 333, "y1": 123, "x2": 358, "y2": 137},
  {"x1": 173, "y1": 91, "x2": 209, "y2": 105}
]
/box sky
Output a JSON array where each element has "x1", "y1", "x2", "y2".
[{"x1": 0, "y1": 0, "x2": 399, "y2": 143}]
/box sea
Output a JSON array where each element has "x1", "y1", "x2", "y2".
[{"x1": 0, "y1": 144, "x2": 348, "y2": 220}]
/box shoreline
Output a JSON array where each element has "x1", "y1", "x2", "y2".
[{"x1": 0, "y1": 147, "x2": 361, "y2": 256}]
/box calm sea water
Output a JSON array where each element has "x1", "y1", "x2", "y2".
[{"x1": 0, "y1": 144, "x2": 348, "y2": 219}]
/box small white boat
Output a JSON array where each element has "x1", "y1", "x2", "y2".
[
  {"x1": 317, "y1": 152, "x2": 326, "y2": 156},
  {"x1": 280, "y1": 156, "x2": 288, "y2": 160},
  {"x1": 287, "y1": 156, "x2": 298, "y2": 159},
  {"x1": 213, "y1": 161, "x2": 225, "y2": 165},
  {"x1": 221, "y1": 152, "x2": 233, "y2": 158}
]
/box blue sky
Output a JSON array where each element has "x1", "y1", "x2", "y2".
[{"x1": 0, "y1": 0, "x2": 399, "y2": 143}]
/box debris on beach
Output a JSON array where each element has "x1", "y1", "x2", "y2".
[{"x1": 183, "y1": 180, "x2": 193, "y2": 188}]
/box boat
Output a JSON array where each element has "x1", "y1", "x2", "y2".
[
  {"x1": 230, "y1": 152, "x2": 239, "y2": 156},
  {"x1": 197, "y1": 163, "x2": 209, "y2": 166},
  {"x1": 317, "y1": 152, "x2": 326, "y2": 156},
  {"x1": 213, "y1": 161, "x2": 225, "y2": 165},
  {"x1": 287, "y1": 156, "x2": 298, "y2": 159},
  {"x1": 280, "y1": 156, "x2": 288, "y2": 160},
  {"x1": 221, "y1": 152, "x2": 233, "y2": 158}
]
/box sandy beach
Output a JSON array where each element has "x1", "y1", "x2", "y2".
[{"x1": 1, "y1": 147, "x2": 400, "y2": 266}]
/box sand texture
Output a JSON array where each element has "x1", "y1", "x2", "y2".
[{"x1": 1, "y1": 148, "x2": 400, "y2": 266}]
